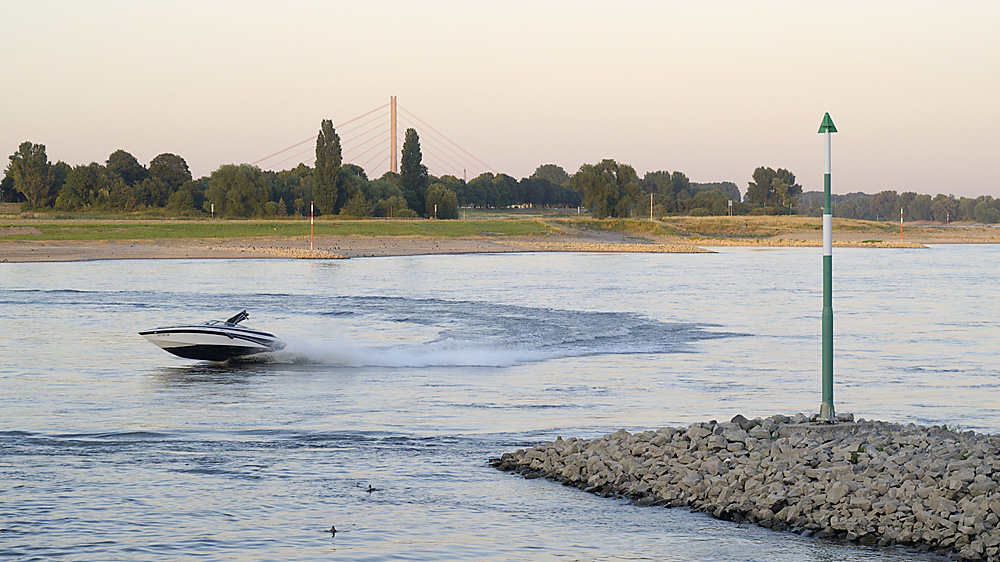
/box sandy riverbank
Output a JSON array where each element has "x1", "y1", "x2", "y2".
[
  {"x1": 3, "y1": 218, "x2": 999, "y2": 263},
  {"x1": 0, "y1": 234, "x2": 965, "y2": 263},
  {"x1": 0, "y1": 231, "x2": 723, "y2": 262}
]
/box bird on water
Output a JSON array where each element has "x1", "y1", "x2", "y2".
[{"x1": 328, "y1": 526, "x2": 337, "y2": 536}]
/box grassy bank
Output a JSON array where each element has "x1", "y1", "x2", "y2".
[
  {"x1": 549, "y1": 215, "x2": 995, "y2": 244},
  {"x1": 0, "y1": 218, "x2": 554, "y2": 241},
  {"x1": 554, "y1": 215, "x2": 902, "y2": 238},
  {"x1": 2, "y1": 213, "x2": 995, "y2": 245}
]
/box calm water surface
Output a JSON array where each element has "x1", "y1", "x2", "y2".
[{"x1": 3, "y1": 245, "x2": 998, "y2": 561}]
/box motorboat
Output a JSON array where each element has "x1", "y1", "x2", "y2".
[{"x1": 139, "y1": 310, "x2": 286, "y2": 361}]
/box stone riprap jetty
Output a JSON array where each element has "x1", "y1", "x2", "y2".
[{"x1": 492, "y1": 414, "x2": 1000, "y2": 561}]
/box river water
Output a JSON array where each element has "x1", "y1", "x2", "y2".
[{"x1": 2, "y1": 245, "x2": 998, "y2": 561}]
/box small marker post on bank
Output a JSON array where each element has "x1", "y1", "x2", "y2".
[
  {"x1": 310, "y1": 200, "x2": 314, "y2": 252},
  {"x1": 818, "y1": 112, "x2": 837, "y2": 422}
]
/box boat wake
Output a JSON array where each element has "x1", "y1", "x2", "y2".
[
  {"x1": 147, "y1": 297, "x2": 738, "y2": 368},
  {"x1": 235, "y1": 322, "x2": 732, "y2": 370},
  {"x1": 236, "y1": 338, "x2": 559, "y2": 368}
]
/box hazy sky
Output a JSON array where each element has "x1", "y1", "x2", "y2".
[{"x1": 3, "y1": 1, "x2": 998, "y2": 197}]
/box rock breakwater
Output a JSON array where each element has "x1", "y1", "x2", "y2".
[{"x1": 493, "y1": 414, "x2": 1000, "y2": 561}]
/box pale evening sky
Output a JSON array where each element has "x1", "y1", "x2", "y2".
[{"x1": 2, "y1": 0, "x2": 998, "y2": 198}]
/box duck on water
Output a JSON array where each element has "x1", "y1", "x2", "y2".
[{"x1": 139, "y1": 310, "x2": 286, "y2": 361}]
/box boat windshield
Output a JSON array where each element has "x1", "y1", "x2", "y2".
[
  {"x1": 226, "y1": 310, "x2": 250, "y2": 325},
  {"x1": 203, "y1": 319, "x2": 257, "y2": 329}
]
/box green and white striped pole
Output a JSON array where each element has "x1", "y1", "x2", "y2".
[{"x1": 818, "y1": 112, "x2": 837, "y2": 422}]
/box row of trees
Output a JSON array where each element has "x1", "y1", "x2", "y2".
[
  {"x1": 570, "y1": 159, "x2": 745, "y2": 219},
  {"x1": 7, "y1": 125, "x2": 996, "y2": 222},
  {"x1": 2, "y1": 142, "x2": 198, "y2": 212},
  {"x1": 3, "y1": 129, "x2": 741, "y2": 220},
  {"x1": 800, "y1": 190, "x2": 1000, "y2": 224}
]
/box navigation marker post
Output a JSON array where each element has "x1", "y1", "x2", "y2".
[
  {"x1": 310, "y1": 200, "x2": 314, "y2": 252},
  {"x1": 818, "y1": 113, "x2": 837, "y2": 422}
]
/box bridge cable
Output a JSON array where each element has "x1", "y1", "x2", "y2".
[
  {"x1": 360, "y1": 147, "x2": 390, "y2": 172},
  {"x1": 250, "y1": 102, "x2": 389, "y2": 166},
  {"x1": 396, "y1": 114, "x2": 490, "y2": 176},
  {"x1": 397, "y1": 104, "x2": 495, "y2": 172}
]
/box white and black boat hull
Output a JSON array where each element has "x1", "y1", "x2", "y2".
[{"x1": 139, "y1": 324, "x2": 285, "y2": 362}]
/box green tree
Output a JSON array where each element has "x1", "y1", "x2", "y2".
[
  {"x1": 376, "y1": 195, "x2": 415, "y2": 218},
  {"x1": 686, "y1": 189, "x2": 730, "y2": 215},
  {"x1": 436, "y1": 174, "x2": 465, "y2": 206},
  {"x1": 745, "y1": 167, "x2": 801, "y2": 211},
  {"x1": 973, "y1": 198, "x2": 1000, "y2": 223},
  {"x1": 520, "y1": 177, "x2": 551, "y2": 207},
  {"x1": 495, "y1": 173, "x2": 521, "y2": 207},
  {"x1": 640, "y1": 171, "x2": 676, "y2": 213},
  {"x1": 379, "y1": 170, "x2": 401, "y2": 185},
  {"x1": 338, "y1": 167, "x2": 368, "y2": 212},
  {"x1": 930, "y1": 194, "x2": 959, "y2": 223},
  {"x1": 148, "y1": 153, "x2": 191, "y2": 191},
  {"x1": 107, "y1": 149, "x2": 148, "y2": 186},
  {"x1": 342, "y1": 163, "x2": 367, "y2": 181},
  {"x1": 746, "y1": 167, "x2": 775, "y2": 207},
  {"x1": 907, "y1": 194, "x2": 933, "y2": 221},
  {"x1": 98, "y1": 179, "x2": 142, "y2": 211},
  {"x1": 692, "y1": 181, "x2": 741, "y2": 203},
  {"x1": 572, "y1": 159, "x2": 641, "y2": 219},
  {"x1": 56, "y1": 163, "x2": 123, "y2": 210},
  {"x1": 0, "y1": 176, "x2": 13, "y2": 203},
  {"x1": 136, "y1": 177, "x2": 170, "y2": 207},
  {"x1": 165, "y1": 180, "x2": 204, "y2": 215},
  {"x1": 400, "y1": 128, "x2": 428, "y2": 215},
  {"x1": 437, "y1": 174, "x2": 463, "y2": 190},
  {"x1": 51, "y1": 161, "x2": 70, "y2": 202},
  {"x1": 461, "y1": 173, "x2": 490, "y2": 207},
  {"x1": 275, "y1": 163, "x2": 313, "y2": 216},
  {"x1": 314, "y1": 119, "x2": 343, "y2": 215},
  {"x1": 872, "y1": 190, "x2": 901, "y2": 220},
  {"x1": 362, "y1": 178, "x2": 404, "y2": 208},
  {"x1": 6, "y1": 141, "x2": 53, "y2": 208},
  {"x1": 670, "y1": 171, "x2": 691, "y2": 200},
  {"x1": 958, "y1": 196, "x2": 978, "y2": 222},
  {"x1": 338, "y1": 191, "x2": 373, "y2": 218},
  {"x1": 898, "y1": 192, "x2": 917, "y2": 217},
  {"x1": 671, "y1": 171, "x2": 693, "y2": 211},
  {"x1": 530, "y1": 164, "x2": 570, "y2": 186},
  {"x1": 463, "y1": 172, "x2": 516, "y2": 208},
  {"x1": 773, "y1": 168, "x2": 801, "y2": 209},
  {"x1": 204, "y1": 164, "x2": 269, "y2": 218},
  {"x1": 640, "y1": 170, "x2": 693, "y2": 213},
  {"x1": 426, "y1": 183, "x2": 458, "y2": 219},
  {"x1": 166, "y1": 185, "x2": 197, "y2": 214}
]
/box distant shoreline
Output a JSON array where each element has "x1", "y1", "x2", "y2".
[
  {"x1": 0, "y1": 234, "x2": 985, "y2": 263},
  {"x1": 3, "y1": 216, "x2": 998, "y2": 263},
  {"x1": 0, "y1": 235, "x2": 713, "y2": 262}
]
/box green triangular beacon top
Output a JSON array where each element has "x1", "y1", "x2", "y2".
[{"x1": 818, "y1": 112, "x2": 838, "y2": 133}]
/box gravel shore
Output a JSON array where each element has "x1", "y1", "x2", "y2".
[
  {"x1": 0, "y1": 235, "x2": 711, "y2": 262},
  {"x1": 493, "y1": 414, "x2": 1000, "y2": 561}
]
